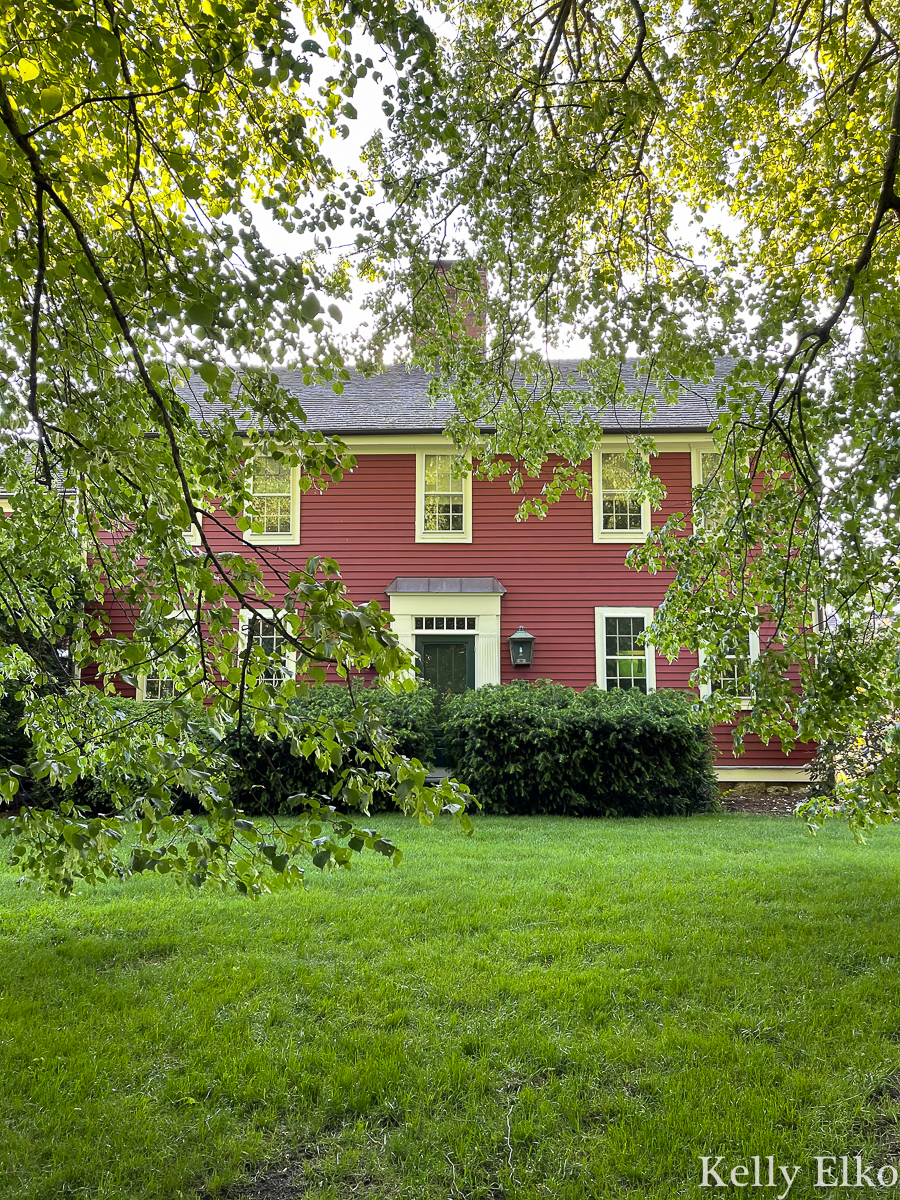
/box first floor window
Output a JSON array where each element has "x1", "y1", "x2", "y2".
[
  {"x1": 138, "y1": 613, "x2": 191, "y2": 701},
  {"x1": 250, "y1": 455, "x2": 293, "y2": 536},
  {"x1": 249, "y1": 616, "x2": 289, "y2": 684},
  {"x1": 414, "y1": 616, "x2": 476, "y2": 630},
  {"x1": 242, "y1": 612, "x2": 298, "y2": 685},
  {"x1": 700, "y1": 629, "x2": 760, "y2": 703},
  {"x1": 595, "y1": 607, "x2": 656, "y2": 692},
  {"x1": 143, "y1": 671, "x2": 175, "y2": 701},
  {"x1": 605, "y1": 616, "x2": 648, "y2": 692},
  {"x1": 423, "y1": 454, "x2": 465, "y2": 533},
  {"x1": 711, "y1": 635, "x2": 751, "y2": 694}
]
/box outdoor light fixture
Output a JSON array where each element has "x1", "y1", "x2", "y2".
[{"x1": 508, "y1": 625, "x2": 536, "y2": 667}]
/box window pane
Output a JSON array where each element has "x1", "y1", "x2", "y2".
[
  {"x1": 251, "y1": 617, "x2": 291, "y2": 684},
  {"x1": 144, "y1": 675, "x2": 175, "y2": 700},
  {"x1": 601, "y1": 453, "x2": 634, "y2": 492},
  {"x1": 711, "y1": 635, "x2": 751, "y2": 693},
  {"x1": 253, "y1": 456, "x2": 291, "y2": 496},
  {"x1": 258, "y1": 496, "x2": 292, "y2": 534},
  {"x1": 601, "y1": 454, "x2": 643, "y2": 530},
  {"x1": 700, "y1": 452, "x2": 721, "y2": 485},
  {"x1": 423, "y1": 455, "x2": 465, "y2": 533},
  {"x1": 605, "y1": 616, "x2": 647, "y2": 693}
]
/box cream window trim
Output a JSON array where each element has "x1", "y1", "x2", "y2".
[
  {"x1": 184, "y1": 512, "x2": 203, "y2": 546},
  {"x1": 244, "y1": 460, "x2": 302, "y2": 546},
  {"x1": 388, "y1": 591, "x2": 501, "y2": 686},
  {"x1": 697, "y1": 628, "x2": 760, "y2": 707},
  {"x1": 415, "y1": 450, "x2": 473, "y2": 544},
  {"x1": 238, "y1": 607, "x2": 298, "y2": 681},
  {"x1": 591, "y1": 450, "x2": 651, "y2": 543},
  {"x1": 594, "y1": 607, "x2": 657, "y2": 692}
]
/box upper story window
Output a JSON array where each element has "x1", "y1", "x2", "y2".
[
  {"x1": 592, "y1": 450, "x2": 651, "y2": 543},
  {"x1": 415, "y1": 450, "x2": 472, "y2": 543},
  {"x1": 691, "y1": 447, "x2": 726, "y2": 529},
  {"x1": 424, "y1": 455, "x2": 464, "y2": 532},
  {"x1": 245, "y1": 454, "x2": 301, "y2": 545}
]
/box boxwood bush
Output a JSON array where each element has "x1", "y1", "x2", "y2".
[
  {"x1": 441, "y1": 682, "x2": 718, "y2": 816},
  {"x1": 224, "y1": 684, "x2": 436, "y2": 814}
]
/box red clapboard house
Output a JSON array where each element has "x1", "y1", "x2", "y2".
[{"x1": 124, "y1": 356, "x2": 813, "y2": 786}]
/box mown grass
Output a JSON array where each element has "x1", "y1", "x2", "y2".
[{"x1": 2, "y1": 813, "x2": 900, "y2": 1199}]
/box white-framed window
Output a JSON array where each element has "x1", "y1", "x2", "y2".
[
  {"x1": 138, "y1": 672, "x2": 176, "y2": 702},
  {"x1": 698, "y1": 629, "x2": 760, "y2": 707},
  {"x1": 415, "y1": 452, "x2": 472, "y2": 543},
  {"x1": 238, "y1": 608, "x2": 298, "y2": 685},
  {"x1": 245, "y1": 454, "x2": 301, "y2": 545},
  {"x1": 414, "y1": 616, "x2": 477, "y2": 630},
  {"x1": 592, "y1": 450, "x2": 651, "y2": 542},
  {"x1": 136, "y1": 612, "x2": 192, "y2": 702},
  {"x1": 690, "y1": 446, "x2": 725, "y2": 529},
  {"x1": 594, "y1": 607, "x2": 657, "y2": 692}
]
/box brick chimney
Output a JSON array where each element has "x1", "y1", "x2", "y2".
[{"x1": 429, "y1": 259, "x2": 487, "y2": 342}]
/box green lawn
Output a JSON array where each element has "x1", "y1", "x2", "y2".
[{"x1": 3, "y1": 814, "x2": 900, "y2": 1199}]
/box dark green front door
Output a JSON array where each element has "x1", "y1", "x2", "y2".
[{"x1": 416, "y1": 635, "x2": 475, "y2": 695}]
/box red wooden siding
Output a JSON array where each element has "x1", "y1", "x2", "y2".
[{"x1": 98, "y1": 447, "x2": 815, "y2": 771}]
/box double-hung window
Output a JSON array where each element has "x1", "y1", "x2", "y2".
[
  {"x1": 698, "y1": 629, "x2": 760, "y2": 706},
  {"x1": 245, "y1": 454, "x2": 300, "y2": 545},
  {"x1": 240, "y1": 610, "x2": 297, "y2": 686},
  {"x1": 416, "y1": 451, "x2": 472, "y2": 542},
  {"x1": 691, "y1": 447, "x2": 726, "y2": 529},
  {"x1": 594, "y1": 607, "x2": 657, "y2": 692},
  {"x1": 592, "y1": 450, "x2": 651, "y2": 542},
  {"x1": 136, "y1": 613, "x2": 191, "y2": 702}
]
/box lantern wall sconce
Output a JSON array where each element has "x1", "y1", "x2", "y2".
[{"x1": 508, "y1": 625, "x2": 536, "y2": 667}]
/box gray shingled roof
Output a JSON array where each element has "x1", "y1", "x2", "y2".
[{"x1": 179, "y1": 357, "x2": 734, "y2": 435}]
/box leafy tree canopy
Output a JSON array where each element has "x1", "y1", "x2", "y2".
[{"x1": 2, "y1": 0, "x2": 899, "y2": 889}]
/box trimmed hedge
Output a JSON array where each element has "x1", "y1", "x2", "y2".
[
  {"x1": 224, "y1": 684, "x2": 436, "y2": 814},
  {"x1": 441, "y1": 682, "x2": 719, "y2": 816}
]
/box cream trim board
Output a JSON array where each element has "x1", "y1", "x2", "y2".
[
  {"x1": 244, "y1": 462, "x2": 302, "y2": 546},
  {"x1": 345, "y1": 434, "x2": 458, "y2": 455},
  {"x1": 388, "y1": 591, "x2": 501, "y2": 686},
  {"x1": 415, "y1": 450, "x2": 473, "y2": 544},
  {"x1": 716, "y1": 766, "x2": 810, "y2": 782},
  {"x1": 184, "y1": 512, "x2": 203, "y2": 546},
  {"x1": 591, "y1": 450, "x2": 651, "y2": 543},
  {"x1": 594, "y1": 606, "x2": 657, "y2": 692}
]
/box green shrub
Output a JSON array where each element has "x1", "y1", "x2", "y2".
[
  {"x1": 441, "y1": 682, "x2": 718, "y2": 816},
  {"x1": 0, "y1": 689, "x2": 216, "y2": 814},
  {"x1": 224, "y1": 684, "x2": 436, "y2": 814}
]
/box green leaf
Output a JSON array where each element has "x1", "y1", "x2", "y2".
[
  {"x1": 18, "y1": 59, "x2": 40, "y2": 82},
  {"x1": 40, "y1": 86, "x2": 64, "y2": 114}
]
